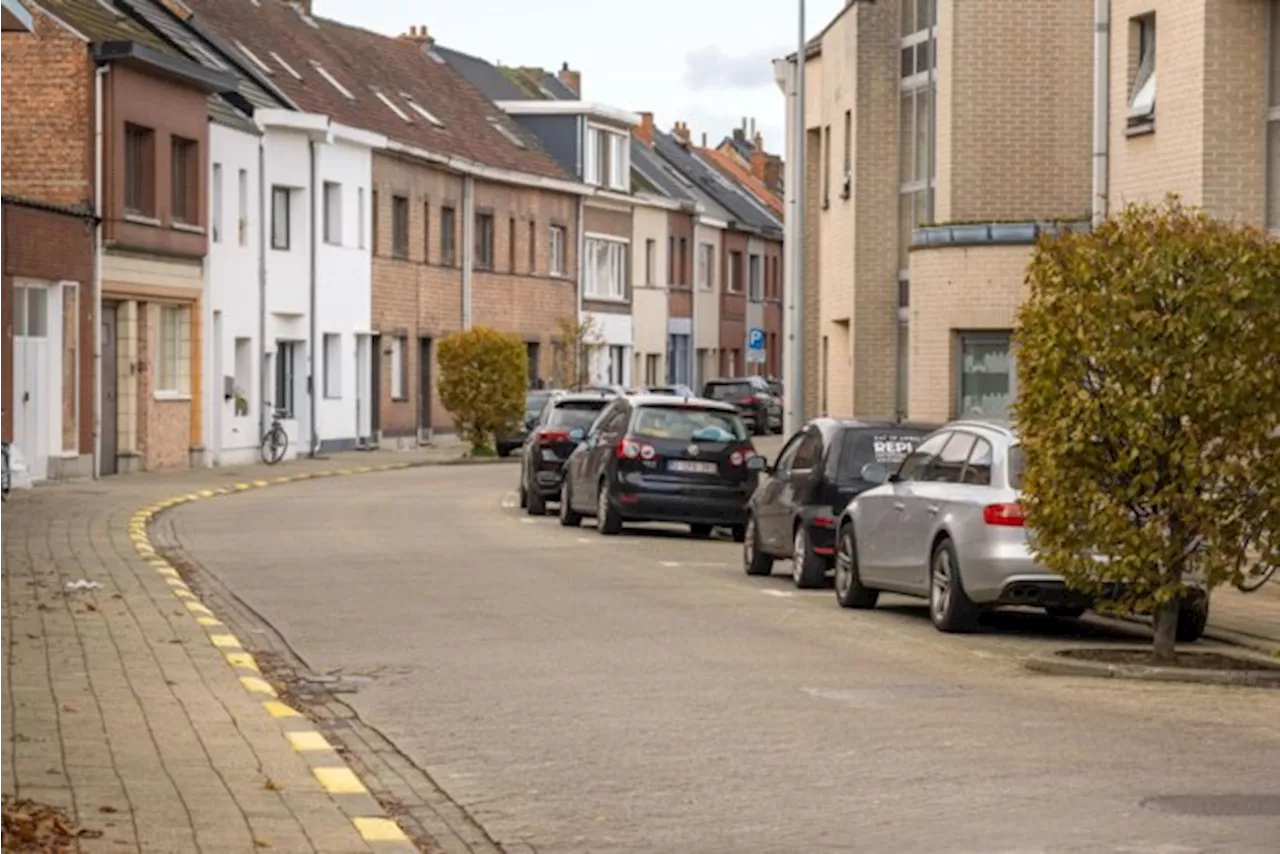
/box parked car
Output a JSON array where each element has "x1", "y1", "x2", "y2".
[
  {"x1": 831, "y1": 419, "x2": 1211, "y2": 638},
  {"x1": 498, "y1": 389, "x2": 557, "y2": 457},
  {"x1": 628, "y1": 384, "x2": 696, "y2": 398},
  {"x1": 701, "y1": 376, "x2": 781, "y2": 435},
  {"x1": 519, "y1": 391, "x2": 615, "y2": 515},
  {"x1": 558, "y1": 395, "x2": 763, "y2": 539},
  {"x1": 744, "y1": 420, "x2": 936, "y2": 588}
]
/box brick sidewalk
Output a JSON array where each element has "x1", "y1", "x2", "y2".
[{"x1": 2, "y1": 442, "x2": 476, "y2": 853}]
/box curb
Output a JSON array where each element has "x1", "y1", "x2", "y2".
[
  {"x1": 1024, "y1": 649, "x2": 1280, "y2": 688},
  {"x1": 1111, "y1": 613, "x2": 1280, "y2": 657},
  {"x1": 129, "y1": 460, "x2": 443, "y2": 851}
]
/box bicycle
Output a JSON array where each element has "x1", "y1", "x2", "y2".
[
  {"x1": 2, "y1": 442, "x2": 11, "y2": 501},
  {"x1": 260, "y1": 406, "x2": 289, "y2": 465}
]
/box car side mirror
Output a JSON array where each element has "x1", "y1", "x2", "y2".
[
  {"x1": 524, "y1": 415, "x2": 538, "y2": 429},
  {"x1": 746, "y1": 454, "x2": 767, "y2": 472},
  {"x1": 860, "y1": 462, "x2": 891, "y2": 485},
  {"x1": 569, "y1": 428, "x2": 586, "y2": 442}
]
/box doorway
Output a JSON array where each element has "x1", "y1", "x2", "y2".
[
  {"x1": 12, "y1": 283, "x2": 52, "y2": 481},
  {"x1": 418, "y1": 337, "x2": 432, "y2": 438},
  {"x1": 370, "y1": 333, "x2": 382, "y2": 440},
  {"x1": 100, "y1": 301, "x2": 119, "y2": 475}
]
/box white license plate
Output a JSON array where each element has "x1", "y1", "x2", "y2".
[{"x1": 669, "y1": 460, "x2": 718, "y2": 475}]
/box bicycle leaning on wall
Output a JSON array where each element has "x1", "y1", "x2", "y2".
[{"x1": 260, "y1": 406, "x2": 289, "y2": 466}]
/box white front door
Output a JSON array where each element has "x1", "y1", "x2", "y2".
[
  {"x1": 11, "y1": 283, "x2": 53, "y2": 482},
  {"x1": 355, "y1": 333, "x2": 370, "y2": 443}
]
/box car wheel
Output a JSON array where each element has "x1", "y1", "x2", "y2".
[
  {"x1": 596, "y1": 482, "x2": 622, "y2": 535},
  {"x1": 929, "y1": 538, "x2": 980, "y2": 633},
  {"x1": 527, "y1": 488, "x2": 547, "y2": 516},
  {"x1": 518, "y1": 467, "x2": 529, "y2": 509},
  {"x1": 1045, "y1": 606, "x2": 1086, "y2": 619},
  {"x1": 791, "y1": 525, "x2": 828, "y2": 589},
  {"x1": 497, "y1": 446, "x2": 511, "y2": 458},
  {"x1": 1175, "y1": 597, "x2": 1209, "y2": 643},
  {"x1": 743, "y1": 515, "x2": 774, "y2": 576},
  {"x1": 689, "y1": 524, "x2": 713, "y2": 539},
  {"x1": 834, "y1": 524, "x2": 878, "y2": 609},
  {"x1": 559, "y1": 482, "x2": 582, "y2": 527}
]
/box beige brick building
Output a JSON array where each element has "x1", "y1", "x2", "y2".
[{"x1": 784, "y1": 0, "x2": 1278, "y2": 425}]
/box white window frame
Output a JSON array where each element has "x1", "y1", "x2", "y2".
[
  {"x1": 358, "y1": 187, "x2": 366, "y2": 249},
  {"x1": 390, "y1": 335, "x2": 407, "y2": 400},
  {"x1": 584, "y1": 234, "x2": 628, "y2": 302},
  {"x1": 271, "y1": 186, "x2": 290, "y2": 250},
  {"x1": 323, "y1": 181, "x2": 342, "y2": 246},
  {"x1": 1128, "y1": 15, "x2": 1157, "y2": 128},
  {"x1": 697, "y1": 242, "x2": 715, "y2": 291},
  {"x1": 237, "y1": 168, "x2": 249, "y2": 246},
  {"x1": 549, "y1": 225, "x2": 566, "y2": 276},
  {"x1": 323, "y1": 332, "x2": 342, "y2": 398},
  {"x1": 726, "y1": 250, "x2": 742, "y2": 294},
  {"x1": 211, "y1": 162, "x2": 223, "y2": 243},
  {"x1": 156, "y1": 304, "x2": 189, "y2": 397},
  {"x1": 748, "y1": 253, "x2": 763, "y2": 301},
  {"x1": 585, "y1": 124, "x2": 629, "y2": 191}
]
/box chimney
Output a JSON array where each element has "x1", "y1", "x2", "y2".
[
  {"x1": 636, "y1": 112, "x2": 655, "y2": 145},
  {"x1": 672, "y1": 121, "x2": 691, "y2": 146},
  {"x1": 752, "y1": 130, "x2": 763, "y2": 152},
  {"x1": 701, "y1": 132, "x2": 708, "y2": 148},
  {"x1": 399, "y1": 24, "x2": 434, "y2": 48},
  {"x1": 750, "y1": 148, "x2": 767, "y2": 182},
  {"x1": 557, "y1": 61, "x2": 581, "y2": 96}
]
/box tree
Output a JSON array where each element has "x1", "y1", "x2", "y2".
[
  {"x1": 1014, "y1": 199, "x2": 1280, "y2": 662},
  {"x1": 437, "y1": 327, "x2": 528, "y2": 455},
  {"x1": 551, "y1": 314, "x2": 601, "y2": 390}
]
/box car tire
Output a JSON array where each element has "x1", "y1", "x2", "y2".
[
  {"x1": 498, "y1": 446, "x2": 511, "y2": 458},
  {"x1": 689, "y1": 524, "x2": 713, "y2": 539},
  {"x1": 1175, "y1": 597, "x2": 1209, "y2": 643},
  {"x1": 791, "y1": 525, "x2": 828, "y2": 589},
  {"x1": 519, "y1": 468, "x2": 529, "y2": 509},
  {"x1": 743, "y1": 515, "x2": 774, "y2": 576},
  {"x1": 1045, "y1": 606, "x2": 1086, "y2": 619},
  {"x1": 834, "y1": 525, "x2": 878, "y2": 609},
  {"x1": 929, "y1": 538, "x2": 980, "y2": 633},
  {"x1": 730, "y1": 524, "x2": 747, "y2": 543},
  {"x1": 596, "y1": 482, "x2": 622, "y2": 536},
  {"x1": 527, "y1": 488, "x2": 547, "y2": 516},
  {"x1": 559, "y1": 482, "x2": 582, "y2": 527}
]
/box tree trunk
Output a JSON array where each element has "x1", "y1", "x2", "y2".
[{"x1": 1152, "y1": 597, "x2": 1180, "y2": 663}]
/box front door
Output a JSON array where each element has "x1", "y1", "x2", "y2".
[
  {"x1": 101, "y1": 303, "x2": 119, "y2": 475},
  {"x1": 419, "y1": 337, "x2": 432, "y2": 438},
  {"x1": 12, "y1": 284, "x2": 52, "y2": 481},
  {"x1": 370, "y1": 334, "x2": 382, "y2": 441}
]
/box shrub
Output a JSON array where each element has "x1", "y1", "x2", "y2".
[
  {"x1": 1014, "y1": 199, "x2": 1280, "y2": 661},
  {"x1": 437, "y1": 327, "x2": 528, "y2": 454}
]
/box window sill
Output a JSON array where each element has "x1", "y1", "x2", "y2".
[
  {"x1": 124, "y1": 213, "x2": 162, "y2": 227},
  {"x1": 172, "y1": 221, "x2": 205, "y2": 234},
  {"x1": 583, "y1": 294, "x2": 628, "y2": 304},
  {"x1": 153, "y1": 392, "x2": 192, "y2": 402},
  {"x1": 1125, "y1": 119, "x2": 1155, "y2": 138},
  {"x1": 390, "y1": 396, "x2": 409, "y2": 403},
  {"x1": 270, "y1": 245, "x2": 292, "y2": 252}
]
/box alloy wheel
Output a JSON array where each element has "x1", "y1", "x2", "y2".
[
  {"x1": 598, "y1": 488, "x2": 607, "y2": 523},
  {"x1": 744, "y1": 518, "x2": 756, "y2": 565},
  {"x1": 930, "y1": 548, "x2": 952, "y2": 622},
  {"x1": 835, "y1": 532, "x2": 853, "y2": 598},
  {"x1": 792, "y1": 528, "x2": 807, "y2": 585}
]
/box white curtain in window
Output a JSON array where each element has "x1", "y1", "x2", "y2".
[
  {"x1": 584, "y1": 127, "x2": 599, "y2": 184},
  {"x1": 610, "y1": 133, "x2": 627, "y2": 190}
]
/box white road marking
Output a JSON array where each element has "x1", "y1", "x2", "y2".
[
  {"x1": 760, "y1": 589, "x2": 796, "y2": 598},
  {"x1": 576, "y1": 538, "x2": 594, "y2": 544},
  {"x1": 660, "y1": 561, "x2": 681, "y2": 568},
  {"x1": 520, "y1": 518, "x2": 536, "y2": 524}
]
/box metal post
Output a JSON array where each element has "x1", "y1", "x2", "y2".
[{"x1": 785, "y1": 0, "x2": 807, "y2": 436}]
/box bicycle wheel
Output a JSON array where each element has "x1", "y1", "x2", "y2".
[
  {"x1": 1237, "y1": 564, "x2": 1278, "y2": 593},
  {"x1": 261, "y1": 426, "x2": 288, "y2": 465}
]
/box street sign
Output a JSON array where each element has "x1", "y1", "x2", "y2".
[{"x1": 748, "y1": 328, "x2": 765, "y2": 351}]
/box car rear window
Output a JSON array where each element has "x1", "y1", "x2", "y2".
[
  {"x1": 836, "y1": 430, "x2": 929, "y2": 483},
  {"x1": 705, "y1": 382, "x2": 752, "y2": 401},
  {"x1": 525, "y1": 392, "x2": 552, "y2": 416},
  {"x1": 546, "y1": 401, "x2": 608, "y2": 430},
  {"x1": 631, "y1": 406, "x2": 748, "y2": 442},
  {"x1": 1008, "y1": 444, "x2": 1025, "y2": 489}
]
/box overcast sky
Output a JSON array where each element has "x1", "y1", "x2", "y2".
[{"x1": 312, "y1": 0, "x2": 846, "y2": 157}]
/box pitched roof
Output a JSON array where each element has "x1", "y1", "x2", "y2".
[
  {"x1": 697, "y1": 146, "x2": 785, "y2": 219},
  {"x1": 431, "y1": 45, "x2": 529, "y2": 102},
  {"x1": 32, "y1": 0, "x2": 253, "y2": 133},
  {"x1": 180, "y1": 0, "x2": 571, "y2": 181},
  {"x1": 653, "y1": 130, "x2": 781, "y2": 234}
]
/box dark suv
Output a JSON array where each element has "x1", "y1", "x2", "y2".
[
  {"x1": 518, "y1": 391, "x2": 615, "y2": 515},
  {"x1": 702, "y1": 377, "x2": 780, "y2": 435}
]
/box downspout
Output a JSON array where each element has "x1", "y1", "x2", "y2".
[
  {"x1": 787, "y1": 1, "x2": 807, "y2": 436},
  {"x1": 92, "y1": 64, "x2": 108, "y2": 479},
  {"x1": 307, "y1": 137, "x2": 318, "y2": 456},
  {"x1": 461, "y1": 174, "x2": 474, "y2": 329},
  {"x1": 1092, "y1": 0, "x2": 1110, "y2": 224},
  {"x1": 577, "y1": 193, "x2": 587, "y2": 385},
  {"x1": 257, "y1": 136, "x2": 267, "y2": 442}
]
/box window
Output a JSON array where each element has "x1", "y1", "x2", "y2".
[
  {"x1": 441, "y1": 206, "x2": 457, "y2": 265},
  {"x1": 963, "y1": 437, "x2": 994, "y2": 486},
  {"x1": 372, "y1": 190, "x2": 379, "y2": 254},
  {"x1": 727, "y1": 250, "x2": 743, "y2": 293},
  {"x1": 678, "y1": 237, "x2": 688, "y2": 286},
  {"x1": 422, "y1": 202, "x2": 430, "y2": 261},
  {"x1": 645, "y1": 239, "x2": 656, "y2": 285},
  {"x1": 927, "y1": 432, "x2": 977, "y2": 484},
  {"x1": 276, "y1": 341, "x2": 297, "y2": 418},
  {"x1": 822, "y1": 125, "x2": 831, "y2": 207},
  {"x1": 323, "y1": 181, "x2": 342, "y2": 245},
  {"x1": 358, "y1": 188, "x2": 366, "y2": 249},
  {"x1": 585, "y1": 125, "x2": 629, "y2": 190},
  {"x1": 1128, "y1": 15, "x2": 1156, "y2": 130},
  {"x1": 792, "y1": 430, "x2": 823, "y2": 471},
  {"x1": 157, "y1": 305, "x2": 188, "y2": 395},
  {"x1": 403, "y1": 95, "x2": 445, "y2": 128},
  {"x1": 748, "y1": 254, "x2": 763, "y2": 301},
  {"x1": 898, "y1": 431, "x2": 950, "y2": 482},
  {"x1": 666, "y1": 333, "x2": 691, "y2": 385},
  {"x1": 1270, "y1": 0, "x2": 1280, "y2": 231},
  {"x1": 270, "y1": 51, "x2": 301, "y2": 79},
  {"x1": 526, "y1": 341, "x2": 541, "y2": 388},
  {"x1": 584, "y1": 236, "x2": 627, "y2": 301},
  {"x1": 956, "y1": 332, "x2": 1015, "y2": 419},
  {"x1": 233, "y1": 337, "x2": 252, "y2": 417},
  {"x1": 323, "y1": 333, "x2": 341, "y2": 398},
  {"x1": 899, "y1": 0, "x2": 936, "y2": 274},
  {"x1": 549, "y1": 225, "x2": 566, "y2": 276},
  {"x1": 124, "y1": 124, "x2": 154, "y2": 216},
  {"x1": 698, "y1": 242, "x2": 714, "y2": 291},
  {"x1": 237, "y1": 168, "x2": 249, "y2": 246},
  {"x1": 392, "y1": 195, "x2": 409, "y2": 258},
  {"x1": 375, "y1": 90, "x2": 411, "y2": 122},
  {"x1": 390, "y1": 335, "x2": 407, "y2": 400},
  {"x1": 528, "y1": 220, "x2": 536, "y2": 272},
  {"x1": 842, "y1": 109, "x2": 852, "y2": 182},
  {"x1": 609, "y1": 344, "x2": 626, "y2": 385},
  {"x1": 171, "y1": 137, "x2": 198, "y2": 224},
  {"x1": 211, "y1": 163, "x2": 223, "y2": 242},
  {"x1": 311, "y1": 61, "x2": 354, "y2": 99},
  {"x1": 475, "y1": 212, "x2": 495, "y2": 270},
  {"x1": 644, "y1": 353, "x2": 661, "y2": 385},
  {"x1": 271, "y1": 186, "x2": 290, "y2": 250},
  {"x1": 508, "y1": 217, "x2": 517, "y2": 272}
]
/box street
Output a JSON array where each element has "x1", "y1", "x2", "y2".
[{"x1": 151, "y1": 461, "x2": 1280, "y2": 854}]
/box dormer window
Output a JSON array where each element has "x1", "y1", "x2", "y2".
[
  {"x1": 402, "y1": 94, "x2": 445, "y2": 128},
  {"x1": 312, "y1": 62, "x2": 354, "y2": 99},
  {"x1": 270, "y1": 51, "x2": 301, "y2": 79},
  {"x1": 585, "y1": 124, "x2": 629, "y2": 191}
]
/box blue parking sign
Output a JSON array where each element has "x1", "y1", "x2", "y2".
[{"x1": 748, "y1": 328, "x2": 765, "y2": 350}]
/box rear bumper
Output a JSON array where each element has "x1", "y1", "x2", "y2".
[
  {"x1": 497, "y1": 438, "x2": 525, "y2": 455},
  {"x1": 530, "y1": 467, "x2": 565, "y2": 497},
  {"x1": 610, "y1": 489, "x2": 751, "y2": 526}
]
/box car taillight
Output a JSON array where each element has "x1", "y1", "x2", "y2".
[
  {"x1": 812, "y1": 515, "x2": 836, "y2": 529},
  {"x1": 617, "y1": 439, "x2": 656, "y2": 460},
  {"x1": 640, "y1": 444, "x2": 657, "y2": 461},
  {"x1": 537, "y1": 428, "x2": 570, "y2": 445},
  {"x1": 737, "y1": 397, "x2": 756, "y2": 405},
  {"x1": 983, "y1": 503, "x2": 1025, "y2": 527},
  {"x1": 729, "y1": 450, "x2": 745, "y2": 467}
]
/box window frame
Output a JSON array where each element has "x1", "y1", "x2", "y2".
[
  {"x1": 391, "y1": 195, "x2": 410, "y2": 259},
  {"x1": 389, "y1": 335, "x2": 408, "y2": 401},
  {"x1": 475, "y1": 212, "x2": 495, "y2": 270},
  {"x1": 549, "y1": 225, "x2": 566, "y2": 276},
  {"x1": 441, "y1": 206, "x2": 457, "y2": 266},
  {"x1": 270, "y1": 186, "x2": 290, "y2": 250},
  {"x1": 156, "y1": 304, "x2": 187, "y2": 397},
  {"x1": 322, "y1": 332, "x2": 342, "y2": 398},
  {"x1": 1127, "y1": 14, "x2": 1157, "y2": 131},
  {"x1": 323, "y1": 181, "x2": 342, "y2": 246},
  {"x1": 170, "y1": 136, "x2": 198, "y2": 225},
  {"x1": 124, "y1": 123, "x2": 155, "y2": 217},
  {"x1": 697, "y1": 242, "x2": 715, "y2": 291},
  {"x1": 953, "y1": 331, "x2": 1017, "y2": 420},
  {"x1": 584, "y1": 235, "x2": 628, "y2": 302}
]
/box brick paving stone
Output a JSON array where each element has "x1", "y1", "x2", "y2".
[{"x1": 2, "y1": 441, "x2": 474, "y2": 852}]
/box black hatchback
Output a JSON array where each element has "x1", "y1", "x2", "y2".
[
  {"x1": 559, "y1": 396, "x2": 763, "y2": 539},
  {"x1": 518, "y1": 391, "x2": 615, "y2": 516},
  {"x1": 744, "y1": 419, "x2": 936, "y2": 587}
]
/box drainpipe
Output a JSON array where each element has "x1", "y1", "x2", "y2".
[
  {"x1": 307, "y1": 138, "x2": 318, "y2": 456},
  {"x1": 461, "y1": 174, "x2": 474, "y2": 329},
  {"x1": 91, "y1": 64, "x2": 108, "y2": 480},
  {"x1": 257, "y1": 136, "x2": 267, "y2": 442},
  {"x1": 1092, "y1": 0, "x2": 1110, "y2": 225},
  {"x1": 577, "y1": 192, "x2": 588, "y2": 385},
  {"x1": 786, "y1": 0, "x2": 806, "y2": 436}
]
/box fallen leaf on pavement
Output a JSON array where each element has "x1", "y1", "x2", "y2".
[
  {"x1": 98, "y1": 806, "x2": 118, "y2": 814},
  {"x1": 262, "y1": 778, "x2": 282, "y2": 791}
]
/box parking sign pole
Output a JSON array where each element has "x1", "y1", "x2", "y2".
[{"x1": 785, "y1": 0, "x2": 807, "y2": 436}]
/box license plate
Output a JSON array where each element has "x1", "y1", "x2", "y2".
[{"x1": 669, "y1": 460, "x2": 717, "y2": 475}]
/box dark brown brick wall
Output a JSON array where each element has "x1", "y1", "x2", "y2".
[{"x1": 666, "y1": 210, "x2": 694, "y2": 318}]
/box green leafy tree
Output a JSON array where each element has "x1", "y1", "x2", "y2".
[
  {"x1": 551, "y1": 314, "x2": 601, "y2": 390},
  {"x1": 1014, "y1": 199, "x2": 1280, "y2": 662},
  {"x1": 437, "y1": 327, "x2": 528, "y2": 455}
]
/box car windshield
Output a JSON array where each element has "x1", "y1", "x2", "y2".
[
  {"x1": 706, "y1": 383, "x2": 752, "y2": 401},
  {"x1": 1008, "y1": 443, "x2": 1025, "y2": 489},
  {"x1": 525, "y1": 392, "x2": 552, "y2": 417},
  {"x1": 836, "y1": 430, "x2": 929, "y2": 483},
  {"x1": 631, "y1": 406, "x2": 747, "y2": 442},
  {"x1": 546, "y1": 401, "x2": 608, "y2": 430}
]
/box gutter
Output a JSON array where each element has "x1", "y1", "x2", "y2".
[
  {"x1": 307, "y1": 138, "x2": 318, "y2": 456},
  {"x1": 92, "y1": 64, "x2": 108, "y2": 479},
  {"x1": 1092, "y1": 0, "x2": 1111, "y2": 224},
  {"x1": 257, "y1": 136, "x2": 268, "y2": 443},
  {"x1": 385, "y1": 139, "x2": 592, "y2": 197}
]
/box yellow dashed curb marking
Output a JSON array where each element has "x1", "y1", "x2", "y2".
[{"x1": 131, "y1": 461, "x2": 424, "y2": 846}]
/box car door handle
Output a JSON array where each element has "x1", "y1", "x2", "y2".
[
  {"x1": 927, "y1": 505, "x2": 940, "y2": 515},
  {"x1": 893, "y1": 502, "x2": 906, "y2": 511}
]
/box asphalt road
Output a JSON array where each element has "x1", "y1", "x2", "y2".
[{"x1": 161, "y1": 461, "x2": 1280, "y2": 854}]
